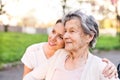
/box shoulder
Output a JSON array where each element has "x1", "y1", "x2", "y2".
[
  {"x1": 54, "y1": 49, "x2": 68, "y2": 56},
  {"x1": 90, "y1": 54, "x2": 107, "y2": 66},
  {"x1": 90, "y1": 54, "x2": 107, "y2": 73},
  {"x1": 51, "y1": 49, "x2": 68, "y2": 61},
  {"x1": 21, "y1": 42, "x2": 47, "y2": 69},
  {"x1": 26, "y1": 42, "x2": 46, "y2": 52},
  {"x1": 23, "y1": 42, "x2": 46, "y2": 57},
  {"x1": 91, "y1": 54, "x2": 119, "y2": 80}
]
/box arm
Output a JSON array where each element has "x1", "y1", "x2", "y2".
[
  {"x1": 23, "y1": 65, "x2": 33, "y2": 77},
  {"x1": 23, "y1": 50, "x2": 63, "y2": 80},
  {"x1": 21, "y1": 45, "x2": 36, "y2": 78},
  {"x1": 23, "y1": 62, "x2": 49, "y2": 80},
  {"x1": 100, "y1": 61, "x2": 119, "y2": 80},
  {"x1": 102, "y1": 58, "x2": 118, "y2": 79}
]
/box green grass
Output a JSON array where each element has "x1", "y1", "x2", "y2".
[
  {"x1": 96, "y1": 35, "x2": 120, "y2": 50},
  {"x1": 0, "y1": 32, "x2": 120, "y2": 66},
  {"x1": 0, "y1": 32, "x2": 48, "y2": 65}
]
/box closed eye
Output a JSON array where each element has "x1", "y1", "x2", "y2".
[
  {"x1": 70, "y1": 30, "x2": 75, "y2": 32},
  {"x1": 58, "y1": 34, "x2": 63, "y2": 39},
  {"x1": 52, "y1": 29, "x2": 55, "y2": 34}
]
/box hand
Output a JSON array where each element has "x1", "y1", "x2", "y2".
[{"x1": 102, "y1": 58, "x2": 118, "y2": 79}]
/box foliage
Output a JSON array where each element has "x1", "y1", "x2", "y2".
[
  {"x1": 95, "y1": 35, "x2": 120, "y2": 50},
  {"x1": 0, "y1": 32, "x2": 48, "y2": 65}
]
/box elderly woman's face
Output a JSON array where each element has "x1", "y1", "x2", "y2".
[{"x1": 63, "y1": 18, "x2": 91, "y2": 51}]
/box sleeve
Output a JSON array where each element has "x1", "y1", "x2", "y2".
[
  {"x1": 21, "y1": 46, "x2": 34, "y2": 69},
  {"x1": 23, "y1": 58, "x2": 50, "y2": 80}
]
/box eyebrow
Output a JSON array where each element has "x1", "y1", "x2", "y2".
[
  {"x1": 65, "y1": 25, "x2": 79, "y2": 30},
  {"x1": 55, "y1": 29, "x2": 64, "y2": 37},
  {"x1": 59, "y1": 34, "x2": 63, "y2": 37}
]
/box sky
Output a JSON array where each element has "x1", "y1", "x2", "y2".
[
  {"x1": 1, "y1": 0, "x2": 64, "y2": 24},
  {"x1": 1, "y1": 0, "x2": 119, "y2": 26},
  {"x1": 1, "y1": 0, "x2": 88, "y2": 24}
]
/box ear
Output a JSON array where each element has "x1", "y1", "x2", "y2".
[{"x1": 86, "y1": 31, "x2": 94, "y2": 43}]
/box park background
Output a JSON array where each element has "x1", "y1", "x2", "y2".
[{"x1": 0, "y1": 0, "x2": 120, "y2": 80}]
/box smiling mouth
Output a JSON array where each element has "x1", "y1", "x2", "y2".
[{"x1": 49, "y1": 41, "x2": 56, "y2": 46}]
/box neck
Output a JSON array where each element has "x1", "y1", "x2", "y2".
[
  {"x1": 68, "y1": 47, "x2": 89, "y2": 60},
  {"x1": 65, "y1": 47, "x2": 89, "y2": 70},
  {"x1": 43, "y1": 43, "x2": 56, "y2": 59}
]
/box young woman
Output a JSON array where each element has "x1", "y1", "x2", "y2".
[{"x1": 21, "y1": 19, "x2": 65, "y2": 76}]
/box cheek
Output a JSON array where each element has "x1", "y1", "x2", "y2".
[
  {"x1": 74, "y1": 35, "x2": 84, "y2": 45},
  {"x1": 58, "y1": 40, "x2": 65, "y2": 48},
  {"x1": 47, "y1": 36, "x2": 50, "y2": 41},
  {"x1": 78, "y1": 36, "x2": 88, "y2": 46},
  {"x1": 48, "y1": 34, "x2": 52, "y2": 39},
  {"x1": 73, "y1": 35, "x2": 81, "y2": 42}
]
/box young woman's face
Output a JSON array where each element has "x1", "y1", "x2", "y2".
[
  {"x1": 63, "y1": 18, "x2": 91, "y2": 51},
  {"x1": 48, "y1": 22, "x2": 65, "y2": 50}
]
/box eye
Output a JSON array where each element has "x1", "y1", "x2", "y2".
[
  {"x1": 52, "y1": 29, "x2": 55, "y2": 34},
  {"x1": 64, "y1": 30, "x2": 67, "y2": 33},
  {"x1": 70, "y1": 30, "x2": 74, "y2": 32},
  {"x1": 58, "y1": 35, "x2": 63, "y2": 39},
  {"x1": 59, "y1": 36, "x2": 63, "y2": 39}
]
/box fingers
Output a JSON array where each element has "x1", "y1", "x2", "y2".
[
  {"x1": 102, "y1": 58, "x2": 118, "y2": 79},
  {"x1": 102, "y1": 58, "x2": 111, "y2": 75},
  {"x1": 107, "y1": 68, "x2": 118, "y2": 79},
  {"x1": 102, "y1": 62, "x2": 112, "y2": 77},
  {"x1": 107, "y1": 66, "x2": 116, "y2": 79},
  {"x1": 115, "y1": 72, "x2": 118, "y2": 78},
  {"x1": 102, "y1": 58, "x2": 109, "y2": 64}
]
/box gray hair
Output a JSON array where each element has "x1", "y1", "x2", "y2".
[{"x1": 62, "y1": 10, "x2": 99, "y2": 48}]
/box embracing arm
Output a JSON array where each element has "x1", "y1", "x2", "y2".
[
  {"x1": 102, "y1": 58, "x2": 118, "y2": 79},
  {"x1": 99, "y1": 61, "x2": 119, "y2": 80},
  {"x1": 23, "y1": 65, "x2": 33, "y2": 77},
  {"x1": 23, "y1": 62, "x2": 49, "y2": 80}
]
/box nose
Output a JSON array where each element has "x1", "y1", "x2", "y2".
[
  {"x1": 51, "y1": 34, "x2": 57, "y2": 41},
  {"x1": 63, "y1": 32, "x2": 69, "y2": 40}
]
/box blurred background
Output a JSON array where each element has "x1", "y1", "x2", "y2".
[
  {"x1": 0, "y1": 0, "x2": 120, "y2": 32},
  {"x1": 0, "y1": 0, "x2": 120, "y2": 80}
]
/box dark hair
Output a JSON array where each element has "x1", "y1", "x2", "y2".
[
  {"x1": 56, "y1": 19, "x2": 62, "y2": 24},
  {"x1": 117, "y1": 63, "x2": 120, "y2": 79}
]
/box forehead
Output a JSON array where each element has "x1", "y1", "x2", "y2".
[
  {"x1": 53, "y1": 23, "x2": 65, "y2": 34},
  {"x1": 65, "y1": 18, "x2": 81, "y2": 29}
]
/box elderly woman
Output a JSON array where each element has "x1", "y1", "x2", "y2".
[
  {"x1": 47, "y1": 10, "x2": 118, "y2": 80},
  {"x1": 44, "y1": 10, "x2": 119, "y2": 80},
  {"x1": 23, "y1": 11, "x2": 119, "y2": 80}
]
